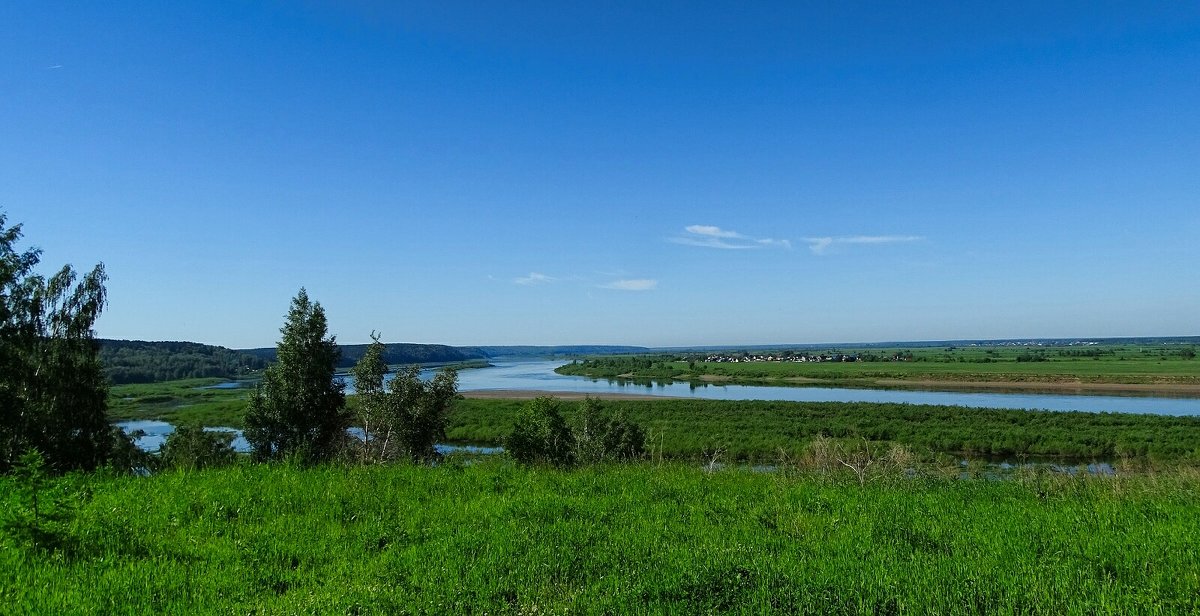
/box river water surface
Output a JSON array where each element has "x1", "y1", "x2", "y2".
[{"x1": 446, "y1": 360, "x2": 1200, "y2": 416}]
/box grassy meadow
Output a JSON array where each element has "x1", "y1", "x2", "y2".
[
  {"x1": 4, "y1": 461, "x2": 1200, "y2": 614},
  {"x1": 448, "y1": 398, "x2": 1200, "y2": 462},
  {"x1": 105, "y1": 380, "x2": 1200, "y2": 463},
  {"x1": 106, "y1": 378, "x2": 255, "y2": 427},
  {"x1": 557, "y1": 344, "x2": 1200, "y2": 389}
]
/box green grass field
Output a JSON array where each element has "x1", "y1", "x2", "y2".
[
  {"x1": 558, "y1": 344, "x2": 1200, "y2": 388},
  {"x1": 4, "y1": 461, "x2": 1199, "y2": 614},
  {"x1": 449, "y1": 398, "x2": 1200, "y2": 462}
]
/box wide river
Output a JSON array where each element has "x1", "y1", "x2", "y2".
[
  {"x1": 440, "y1": 360, "x2": 1200, "y2": 416},
  {"x1": 120, "y1": 359, "x2": 1198, "y2": 454}
]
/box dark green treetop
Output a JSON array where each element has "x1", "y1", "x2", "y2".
[
  {"x1": 244, "y1": 288, "x2": 348, "y2": 463},
  {"x1": 1, "y1": 214, "x2": 112, "y2": 473}
]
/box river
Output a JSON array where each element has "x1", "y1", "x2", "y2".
[{"x1": 444, "y1": 360, "x2": 1200, "y2": 416}]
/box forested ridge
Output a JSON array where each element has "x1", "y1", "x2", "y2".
[
  {"x1": 240, "y1": 342, "x2": 486, "y2": 369},
  {"x1": 100, "y1": 340, "x2": 491, "y2": 384},
  {"x1": 99, "y1": 339, "x2": 268, "y2": 384},
  {"x1": 101, "y1": 340, "x2": 655, "y2": 384}
]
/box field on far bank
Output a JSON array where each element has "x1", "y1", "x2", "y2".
[
  {"x1": 557, "y1": 343, "x2": 1200, "y2": 393},
  {"x1": 4, "y1": 462, "x2": 1199, "y2": 614}
]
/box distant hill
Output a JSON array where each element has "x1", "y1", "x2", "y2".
[
  {"x1": 241, "y1": 344, "x2": 650, "y2": 367},
  {"x1": 241, "y1": 343, "x2": 487, "y2": 369},
  {"x1": 99, "y1": 339, "x2": 268, "y2": 384},
  {"x1": 101, "y1": 338, "x2": 642, "y2": 384},
  {"x1": 473, "y1": 345, "x2": 650, "y2": 357}
]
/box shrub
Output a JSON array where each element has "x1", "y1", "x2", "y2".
[{"x1": 159, "y1": 426, "x2": 237, "y2": 471}]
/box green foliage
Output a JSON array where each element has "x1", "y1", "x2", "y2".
[
  {"x1": 349, "y1": 332, "x2": 389, "y2": 462},
  {"x1": 107, "y1": 428, "x2": 156, "y2": 475},
  {"x1": 99, "y1": 339, "x2": 268, "y2": 384},
  {"x1": 349, "y1": 334, "x2": 460, "y2": 463},
  {"x1": 244, "y1": 289, "x2": 348, "y2": 464},
  {"x1": 4, "y1": 462, "x2": 1199, "y2": 613},
  {"x1": 387, "y1": 366, "x2": 459, "y2": 463},
  {"x1": 574, "y1": 397, "x2": 645, "y2": 464},
  {"x1": 0, "y1": 214, "x2": 114, "y2": 473},
  {"x1": 159, "y1": 426, "x2": 237, "y2": 471},
  {"x1": 508, "y1": 397, "x2": 647, "y2": 467},
  {"x1": 1, "y1": 450, "x2": 75, "y2": 551},
  {"x1": 506, "y1": 397, "x2": 576, "y2": 466}
]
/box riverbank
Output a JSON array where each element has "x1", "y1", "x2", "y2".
[{"x1": 556, "y1": 347, "x2": 1200, "y2": 398}]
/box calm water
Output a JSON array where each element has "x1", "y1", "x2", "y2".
[
  {"x1": 116, "y1": 420, "x2": 252, "y2": 453},
  {"x1": 444, "y1": 360, "x2": 1200, "y2": 416},
  {"x1": 117, "y1": 420, "x2": 501, "y2": 456}
]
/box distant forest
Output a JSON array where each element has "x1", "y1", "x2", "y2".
[
  {"x1": 241, "y1": 343, "x2": 487, "y2": 369},
  {"x1": 99, "y1": 340, "x2": 269, "y2": 384},
  {"x1": 99, "y1": 340, "x2": 652, "y2": 384}
]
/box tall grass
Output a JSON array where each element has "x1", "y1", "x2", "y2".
[{"x1": 4, "y1": 461, "x2": 1199, "y2": 613}]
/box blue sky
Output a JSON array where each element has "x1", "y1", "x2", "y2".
[{"x1": 3, "y1": 1, "x2": 1197, "y2": 348}]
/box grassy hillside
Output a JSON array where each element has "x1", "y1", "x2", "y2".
[{"x1": 4, "y1": 462, "x2": 1198, "y2": 614}]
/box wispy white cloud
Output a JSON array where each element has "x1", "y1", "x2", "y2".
[
  {"x1": 46, "y1": 64, "x2": 63, "y2": 70},
  {"x1": 684, "y1": 224, "x2": 743, "y2": 239},
  {"x1": 671, "y1": 225, "x2": 791, "y2": 250},
  {"x1": 804, "y1": 235, "x2": 923, "y2": 255},
  {"x1": 600, "y1": 279, "x2": 658, "y2": 291},
  {"x1": 514, "y1": 272, "x2": 555, "y2": 285}
]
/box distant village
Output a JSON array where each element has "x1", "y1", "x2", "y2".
[{"x1": 693, "y1": 351, "x2": 913, "y2": 364}]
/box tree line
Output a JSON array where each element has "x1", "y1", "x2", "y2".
[
  {"x1": 99, "y1": 339, "x2": 269, "y2": 383},
  {"x1": 0, "y1": 213, "x2": 644, "y2": 475}
]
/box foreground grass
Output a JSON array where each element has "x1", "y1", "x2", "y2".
[{"x1": 3, "y1": 462, "x2": 1200, "y2": 614}]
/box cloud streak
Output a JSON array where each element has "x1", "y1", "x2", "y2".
[
  {"x1": 804, "y1": 235, "x2": 923, "y2": 255},
  {"x1": 671, "y1": 225, "x2": 791, "y2": 250},
  {"x1": 599, "y1": 279, "x2": 657, "y2": 291},
  {"x1": 514, "y1": 272, "x2": 555, "y2": 285}
]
